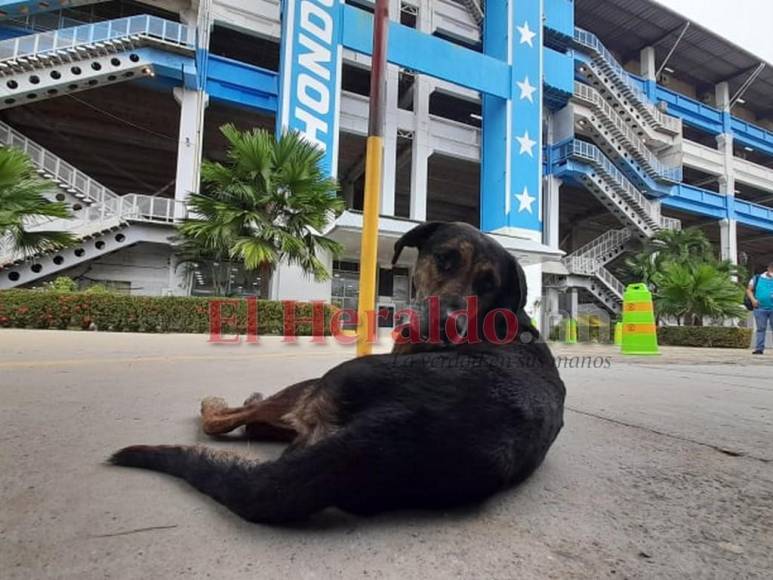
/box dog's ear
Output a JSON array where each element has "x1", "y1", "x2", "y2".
[
  {"x1": 505, "y1": 253, "x2": 540, "y2": 338},
  {"x1": 392, "y1": 222, "x2": 444, "y2": 265},
  {"x1": 505, "y1": 252, "x2": 528, "y2": 312}
]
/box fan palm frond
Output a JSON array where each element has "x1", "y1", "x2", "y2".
[{"x1": 175, "y1": 127, "x2": 342, "y2": 294}]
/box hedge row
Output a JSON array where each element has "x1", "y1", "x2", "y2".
[
  {"x1": 0, "y1": 290, "x2": 338, "y2": 335},
  {"x1": 657, "y1": 326, "x2": 752, "y2": 349}
]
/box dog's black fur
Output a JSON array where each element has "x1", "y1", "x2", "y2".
[{"x1": 110, "y1": 222, "x2": 566, "y2": 523}]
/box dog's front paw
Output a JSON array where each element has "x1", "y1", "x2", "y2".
[
  {"x1": 243, "y1": 392, "x2": 264, "y2": 406},
  {"x1": 201, "y1": 396, "x2": 228, "y2": 417}
]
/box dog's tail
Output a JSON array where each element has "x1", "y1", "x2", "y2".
[{"x1": 109, "y1": 438, "x2": 357, "y2": 523}]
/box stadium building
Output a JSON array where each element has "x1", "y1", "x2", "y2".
[{"x1": 1, "y1": 0, "x2": 772, "y2": 333}]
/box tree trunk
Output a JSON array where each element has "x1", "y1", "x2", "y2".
[{"x1": 259, "y1": 264, "x2": 273, "y2": 299}]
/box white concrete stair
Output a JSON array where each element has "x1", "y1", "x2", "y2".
[
  {"x1": 0, "y1": 119, "x2": 118, "y2": 207},
  {"x1": 573, "y1": 28, "x2": 681, "y2": 139},
  {"x1": 0, "y1": 222, "x2": 173, "y2": 288},
  {"x1": 572, "y1": 82, "x2": 681, "y2": 183},
  {"x1": 557, "y1": 140, "x2": 662, "y2": 238},
  {"x1": 0, "y1": 119, "x2": 182, "y2": 287}
]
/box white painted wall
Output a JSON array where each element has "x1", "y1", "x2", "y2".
[
  {"x1": 212, "y1": 0, "x2": 280, "y2": 38},
  {"x1": 270, "y1": 252, "x2": 333, "y2": 302},
  {"x1": 43, "y1": 243, "x2": 181, "y2": 296},
  {"x1": 522, "y1": 262, "x2": 543, "y2": 328}
]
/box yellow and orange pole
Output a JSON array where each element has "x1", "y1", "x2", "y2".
[{"x1": 356, "y1": 0, "x2": 389, "y2": 357}]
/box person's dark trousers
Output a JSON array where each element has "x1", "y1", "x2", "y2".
[{"x1": 753, "y1": 309, "x2": 773, "y2": 353}]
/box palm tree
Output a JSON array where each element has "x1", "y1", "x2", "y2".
[
  {"x1": 0, "y1": 147, "x2": 73, "y2": 257},
  {"x1": 177, "y1": 126, "x2": 344, "y2": 296},
  {"x1": 648, "y1": 227, "x2": 714, "y2": 264},
  {"x1": 622, "y1": 251, "x2": 659, "y2": 287},
  {"x1": 654, "y1": 261, "x2": 746, "y2": 326},
  {"x1": 624, "y1": 227, "x2": 716, "y2": 287}
]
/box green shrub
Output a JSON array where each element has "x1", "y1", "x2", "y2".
[
  {"x1": 45, "y1": 276, "x2": 78, "y2": 293},
  {"x1": 0, "y1": 290, "x2": 338, "y2": 335},
  {"x1": 82, "y1": 283, "x2": 112, "y2": 294},
  {"x1": 657, "y1": 326, "x2": 752, "y2": 349}
]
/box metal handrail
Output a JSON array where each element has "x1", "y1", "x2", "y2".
[
  {"x1": 574, "y1": 28, "x2": 680, "y2": 134},
  {"x1": 556, "y1": 140, "x2": 661, "y2": 225},
  {"x1": 0, "y1": 120, "x2": 118, "y2": 207},
  {"x1": 0, "y1": 194, "x2": 183, "y2": 265},
  {"x1": 597, "y1": 265, "x2": 625, "y2": 298},
  {"x1": 564, "y1": 228, "x2": 632, "y2": 263},
  {"x1": 0, "y1": 14, "x2": 191, "y2": 61},
  {"x1": 564, "y1": 256, "x2": 598, "y2": 276},
  {"x1": 120, "y1": 194, "x2": 179, "y2": 223},
  {"x1": 566, "y1": 256, "x2": 624, "y2": 298},
  {"x1": 574, "y1": 82, "x2": 682, "y2": 182},
  {"x1": 660, "y1": 216, "x2": 681, "y2": 231}
]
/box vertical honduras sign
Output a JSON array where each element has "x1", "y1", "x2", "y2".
[{"x1": 278, "y1": 0, "x2": 343, "y2": 177}]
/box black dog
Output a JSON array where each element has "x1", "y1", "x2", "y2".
[{"x1": 110, "y1": 222, "x2": 566, "y2": 523}]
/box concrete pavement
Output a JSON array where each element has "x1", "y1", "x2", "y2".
[{"x1": 0, "y1": 329, "x2": 771, "y2": 579}]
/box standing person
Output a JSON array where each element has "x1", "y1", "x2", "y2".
[{"x1": 747, "y1": 261, "x2": 773, "y2": 355}]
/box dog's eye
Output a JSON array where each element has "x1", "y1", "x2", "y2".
[
  {"x1": 474, "y1": 272, "x2": 496, "y2": 295},
  {"x1": 435, "y1": 249, "x2": 460, "y2": 272}
]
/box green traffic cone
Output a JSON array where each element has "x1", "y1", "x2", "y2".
[
  {"x1": 564, "y1": 318, "x2": 577, "y2": 345},
  {"x1": 621, "y1": 283, "x2": 659, "y2": 356}
]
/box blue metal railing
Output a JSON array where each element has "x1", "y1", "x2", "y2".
[
  {"x1": 555, "y1": 139, "x2": 661, "y2": 226},
  {"x1": 0, "y1": 15, "x2": 191, "y2": 61}
]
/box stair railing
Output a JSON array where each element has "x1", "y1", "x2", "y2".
[
  {"x1": 564, "y1": 228, "x2": 632, "y2": 264},
  {"x1": 0, "y1": 120, "x2": 118, "y2": 207},
  {"x1": 573, "y1": 27, "x2": 680, "y2": 134},
  {"x1": 557, "y1": 140, "x2": 661, "y2": 227},
  {"x1": 596, "y1": 265, "x2": 625, "y2": 298},
  {"x1": 0, "y1": 14, "x2": 191, "y2": 61},
  {"x1": 574, "y1": 82, "x2": 682, "y2": 182}
]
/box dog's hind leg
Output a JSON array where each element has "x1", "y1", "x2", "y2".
[{"x1": 200, "y1": 378, "x2": 318, "y2": 439}]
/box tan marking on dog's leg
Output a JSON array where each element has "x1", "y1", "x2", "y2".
[{"x1": 200, "y1": 380, "x2": 320, "y2": 437}]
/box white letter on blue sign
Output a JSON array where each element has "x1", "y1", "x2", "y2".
[{"x1": 300, "y1": 1, "x2": 333, "y2": 44}]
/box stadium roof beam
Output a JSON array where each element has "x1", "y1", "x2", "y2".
[
  {"x1": 575, "y1": 0, "x2": 773, "y2": 119},
  {"x1": 655, "y1": 21, "x2": 690, "y2": 79},
  {"x1": 730, "y1": 63, "x2": 766, "y2": 110}
]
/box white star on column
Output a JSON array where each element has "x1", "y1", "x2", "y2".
[
  {"x1": 516, "y1": 76, "x2": 536, "y2": 103},
  {"x1": 515, "y1": 186, "x2": 536, "y2": 213},
  {"x1": 516, "y1": 21, "x2": 536, "y2": 47},
  {"x1": 516, "y1": 130, "x2": 536, "y2": 157}
]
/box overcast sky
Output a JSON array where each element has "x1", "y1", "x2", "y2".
[{"x1": 658, "y1": 0, "x2": 773, "y2": 63}]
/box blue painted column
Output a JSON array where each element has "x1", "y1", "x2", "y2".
[
  {"x1": 480, "y1": 0, "x2": 508, "y2": 232},
  {"x1": 277, "y1": 0, "x2": 344, "y2": 177},
  {"x1": 481, "y1": 0, "x2": 544, "y2": 239}
]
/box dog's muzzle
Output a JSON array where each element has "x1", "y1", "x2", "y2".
[{"x1": 396, "y1": 297, "x2": 471, "y2": 344}]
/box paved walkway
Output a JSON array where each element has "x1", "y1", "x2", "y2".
[{"x1": 0, "y1": 329, "x2": 771, "y2": 579}]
